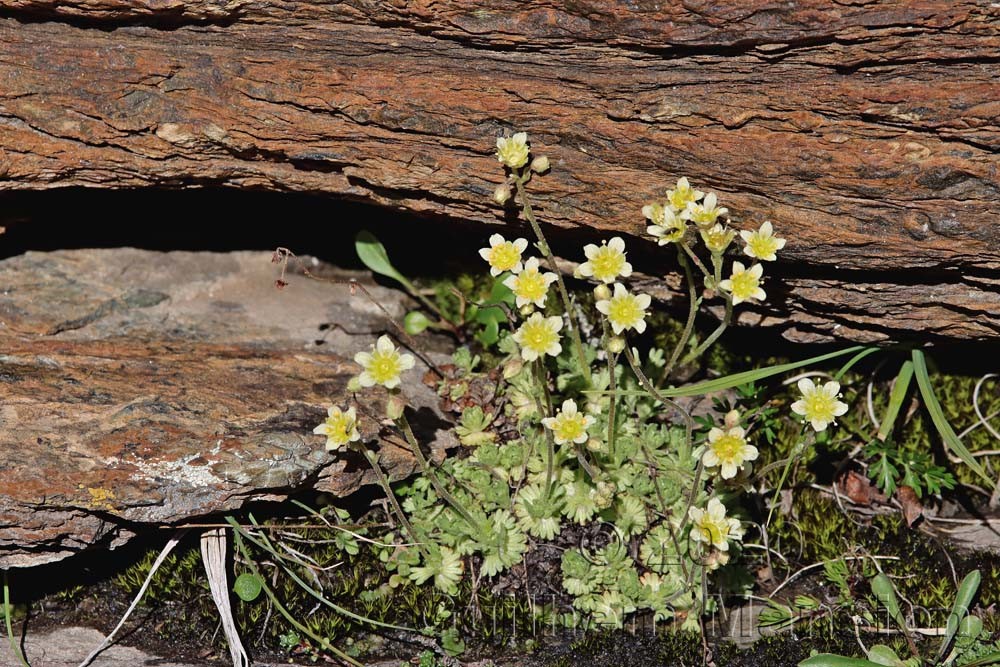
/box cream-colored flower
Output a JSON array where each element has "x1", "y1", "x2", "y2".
[
  {"x1": 703, "y1": 426, "x2": 758, "y2": 479},
  {"x1": 740, "y1": 221, "x2": 786, "y2": 262},
  {"x1": 644, "y1": 203, "x2": 686, "y2": 245},
  {"x1": 512, "y1": 312, "x2": 563, "y2": 361},
  {"x1": 503, "y1": 257, "x2": 557, "y2": 308},
  {"x1": 313, "y1": 406, "x2": 361, "y2": 451},
  {"x1": 579, "y1": 237, "x2": 633, "y2": 284},
  {"x1": 355, "y1": 335, "x2": 415, "y2": 389},
  {"x1": 791, "y1": 378, "x2": 849, "y2": 432},
  {"x1": 542, "y1": 399, "x2": 595, "y2": 445},
  {"x1": 683, "y1": 192, "x2": 728, "y2": 228},
  {"x1": 595, "y1": 283, "x2": 651, "y2": 335},
  {"x1": 688, "y1": 498, "x2": 743, "y2": 552},
  {"x1": 718, "y1": 261, "x2": 765, "y2": 305},
  {"x1": 478, "y1": 233, "x2": 529, "y2": 276},
  {"x1": 666, "y1": 177, "x2": 704, "y2": 212},
  {"x1": 496, "y1": 132, "x2": 530, "y2": 169},
  {"x1": 700, "y1": 223, "x2": 737, "y2": 254}
]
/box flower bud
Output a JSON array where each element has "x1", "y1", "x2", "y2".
[
  {"x1": 493, "y1": 183, "x2": 512, "y2": 205},
  {"x1": 530, "y1": 155, "x2": 550, "y2": 173},
  {"x1": 386, "y1": 395, "x2": 407, "y2": 421},
  {"x1": 503, "y1": 356, "x2": 524, "y2": 379},
  {"x1": 607, "y1": 336, "x2": 625, "y2": 355},
  {"x1": 724, "y1": 409, "x2": 741, "y2": 429},
  {"x1": 593, "y1": 284, "x2": 612, "y2": 301},
  {"x1": 585, "y1": 437, "x2": 604, "y2": 452},
  {"x1": 347, "y1": 376, "x2": 363, "y2": 393}
]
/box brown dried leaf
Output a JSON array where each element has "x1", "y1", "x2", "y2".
[{"x1": 896, "y1": 486, "x2": 924, "y2": 527}]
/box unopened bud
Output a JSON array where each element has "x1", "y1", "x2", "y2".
[
  {"x1": 530, "y1": 155, "x2": 550, "y2": 173},
  {"x1": 503, "y1": 356, "x2": 524, "y2": 379},
  {"x1": 493, "y1": 183, "x2": 512, "y2": 205},
  {"x1": 386, "y1": 395, "x2": 407, "y2": 421},
  {"x1": 519, "y1": 304, "x2": 535, "y2": 318},
  {"x1": 607, "y1": 336, "x2": 625, "y2": 355},
  {"x1": 347, "y1": 376, "x2": 363, "y2": 393},
  {"x1": 593, "y1": 284, "x2": 611, "y2": 301},
  {"x1": 585, "y1": 437, "x2": 605, "y2": 453},
  {"x1": 724, "y1": 409, "x2": 741, "y2": 429}
]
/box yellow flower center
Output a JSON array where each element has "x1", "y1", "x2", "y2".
[
  {"x1": 368, "y1": 351, "x2": 402, "y2": 385},
  {"x1": 552, "y1": 415, "x2": 587, "y2": 443},
  {"x1": 748, "y1": 234, "x2": 779, "y2": 258},
  {"x1": 669, "y1": 187, "x2": 695, "y2": 211},
  {"x1": 514, "y1": 270, "x2": 547, "y2": 303},
  {"x1": 802, "y1": 392, "x2": 838, "y2": 422},
  {"x1": 696, "y1": 517, "x2": 725, "y2": 547},
  {"x1": 730, "y1": 271, "x2": 759, "y2": 301},
  {"x1": 324, "y1": 413, "x2": 355, "y2": 444},
  {"x1": 710, "y1": 433, "x2": 746, "y2": 465},
  {"x1": 607, "y1": 295, "x2": 643, "y2": 329},
  {"x1": 521, "y1": 320, "x2": 558, "y2": 354},
  {"x1": 488, "y1": 243, "x2": 521, "y2": 272},
  {"x1": 703, "y1": 229, "x2": 730, "y2": 252},
  {"x1": 589, "y1": 247, "x2": 626, "y2": 282}
]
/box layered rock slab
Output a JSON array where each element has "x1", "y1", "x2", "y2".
[{"x1": 0, "y1": 249, "x2": 452, "y2": 568}]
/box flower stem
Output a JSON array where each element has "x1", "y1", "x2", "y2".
[
  {"x1": 513, "y1": 173, "x2": 592, "y2": 386},
  {"x1": 658, "y1": 245, "x2": 700, "y2": 386},
  {"x1": 681, "y1": 293, "x2": 733, "y2": 366},
  {"x1": 536, "y1": 359, "x2": 557, "y2": 496},
  {"x1": 396, "y1": 413, "x2": 480, "y2": 530},
  {"x1": 604, "y1": 323, "x2": 619, "y2": 462},
  {"x1": 359, "y1": 447, "x2": 425, "y2": 557}
]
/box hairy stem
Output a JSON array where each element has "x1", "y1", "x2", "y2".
[
  {"x1": 360, "y1": 448, "x2": 425, "y2": 556},
  {"x1": 681, "y1": 293, "x2": 733, "y2": 365},
  {"x1": 659, "y1": 245, "x2": 700, "y2": 386}
]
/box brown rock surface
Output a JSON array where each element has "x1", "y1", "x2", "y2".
[
  {"x1": 0, "y1": 249, "x2": 454, "y2": 568},
  {"x1": 0, "y1": 1, "x2": 998, "y2": 342}
]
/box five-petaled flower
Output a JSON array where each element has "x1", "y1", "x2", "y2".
[
  {"x1": 479, "y1": 234, "x2": 529, "y2": 277},
  {"x1": 313, "y1": 406, "x2": 361, "y2": 451},
  {"x1": 503, "y1": 257, "x2": 558, "y2": 309},
  {"x1": 578, "y1": 237, "x2": 633, "y2": 284},
  {"x1": 512, "y1": 312, "x2": 563, "y2": 361},
  {"x1": 496, "y1": 132, "x2": 531, "y2": 169},
  {"x1": 596, "y1": 283, "x2": 651, "y2": 335},
  {"x1": 542, "y1": 399, "x2": 595, "y2": 445},
  {"x1": 791, "y1": 378, "x2": 849, "y2": 432},
  {"x1": 703, "y1": 425, "x2": 758, "y2": 479},
  {"x1": 700, "y1": 223, "x2": 737, "y2": 254},
  {"x1": 741, "y1": 221, "x2": 786, "y2": 262},
  {"x1": 718, "y1": 261, "x2": 765, "y2": 305},
  {"x1": 666, "y1": 177, "x2": 704, "y2": 212},
  {"x1": 688, "y1": 498, "x2": 743, "y2": 552},
  {"x1": 355, "y1": 335, "x2": 415, "y2": 389},
  {"x1": 644, "y1": 204, "x2": 686, "y2": 245},
  {"x1": 683, "y1": 192, "x2": 728, "y2": 228}
]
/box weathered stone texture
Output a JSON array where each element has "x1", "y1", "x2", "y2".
[
  {"x1": 0, "y1": 250, "x2": 452, "y2": 568},
  {"x1": 0, "y1": 1, "x2": 998, "y2": 342}
]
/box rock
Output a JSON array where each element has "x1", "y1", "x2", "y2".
[
  {"x1": 0, "y1": 625, "x2": 206, "y2": 667},
  {"x1": 0, "y1": 2, "x2": 999, "y2": 342},
  {"x1": 0, "y1": 249, "x2": 455, "y2": 568}
]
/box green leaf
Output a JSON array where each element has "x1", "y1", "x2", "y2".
[
  {"x1": 866, "y1": 645, "x2": 905, "y2": 667},
  {"x1": 597, "y1": 346, "x2": 868, "y2": 400},
  {"x1": 440, "y1": 626, "x2": 465, "y2": 656},
  {"x1": 799, "y1": 655, "x2": 887, "y2": 667},
  {"x1": 912, "y1": 350, "x2": 994, "y2": 490},
  {"x1": 404, "y1": 310, "x2": 433, "y2": 335},
  {"x1": 834, "y1": 347, "x2": 882, "y2": 381},
  {"x1": 355, "y1": 230, "x2": 415, "y2": 292},
  {"x1": 233, "y1": 572, "x2": 263, "y2": 602},
  {"x1": 870, "y1": 574, "x2": 906, "y2": 632},
  {"x1": 877, "y1": 360, "x2": 913, "y2": 441},
  {"x1": 940, "y1": 570, "x2": 981, "y2": 660},
  {"x1": 955, "y1": 614, "x2": 983, "y2": 648}
]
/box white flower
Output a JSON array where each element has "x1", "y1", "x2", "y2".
[
  {"x1": 683, "y1": 192, "x2": 728, "y2": 228},
  {"x1": 502, "y1": 257, "x2": 557, "y2": 308},
  {"x1": 790, "y1": 378, "x2": 849, "y2": 432},
  {"x1": 512, "y1": 312, "x2": 563, "y2": 361},
  {"x1": 578, "y1": 237, "x2": 632, "y2": 284},
  {"x1": 541, "y1": 399, "x2": 595, "y2": 445},
  {"x1": 312, "y1": 406, "x2": 361, "y2": 451},
  {"x1": 740, "y1": 221, "x2": 786, "y2": 261},
  {"x1": 644, "y1": 204, "x2": 686, "y2": 245},
  {"x1": 496, "y1": 132, "x2": 530, "y2": 169},
  {"x1": 666, "y1": 177, "x2": 704, "y2": 212},
  {"x1": 718, "y1": 261, "x2": 766, "y2": 305},
  {"x1": 354, "y1": 335, "x2": 415, "y2": 389},
  {"x1": 595, "y1": 283, "x2": 651, "y2": 335},
  {"x1": 688, "y1": 498, "x2": 743, "y2": 552},
  {"x1": 700, "y1": 223, "x2": 737, "y2": 254},
  {"x1": 702, "y1": 426, "x2": 758, "y2": 479},
  {"x1": 478, "y1": 233, "x2": 529, "y2": 276}
]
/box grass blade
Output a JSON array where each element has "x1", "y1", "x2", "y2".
[
  {"x1": 877, "y1": 360, "x2": 913, "y2": 441},
  {"x1": 912, "y1": 350, "x2": 994, "y2": 489},
  {"x1": 939, "y1": 569, "x2": 981, "y2": 661},
  {"x1": 3, "y1": 572, "x2": 29, "y2": 667}
]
